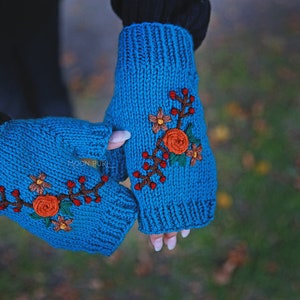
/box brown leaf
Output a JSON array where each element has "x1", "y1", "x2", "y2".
[{"x1": 213, "y1": 243, "x2": 248, "y2": 285}]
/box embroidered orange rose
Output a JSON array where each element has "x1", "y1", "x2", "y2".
[
  {"x1": 163, "y1": 129, "x2": 189, "y2": 154},
  {"x1": 33, "y1": 195, "x2": 60, "y2": 217}
]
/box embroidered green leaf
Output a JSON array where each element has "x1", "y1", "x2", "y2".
[
  {"x1": 29, "y1": 212, "x2": 43, "y2": 220},
  {"x1": 60, "y1": 201, "x2": 74, "y2": 217},
  {"x1": 185, "y1": 123, "x2": 201, "y2": 145},
  {"x1": 44, "y1": 217, "x2": 52, "y2": 228},
  {"x1": 169, "y1": 153, "x2": 187, "y2": 167}
]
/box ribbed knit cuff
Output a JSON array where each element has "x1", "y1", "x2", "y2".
[
  {"x1": 138, "y1": 198, "x2": 215, "y2": 234},
  {"x1": 117, "y1": 22, "x2": 195, "y2": 73}
]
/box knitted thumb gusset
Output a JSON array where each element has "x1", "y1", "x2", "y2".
[
  {"x1": 105, "y1": 23, "x2": 217, "y2": 234},
  {"x1": 0, "y1": 117, "x2": 137, "y2": 255}
]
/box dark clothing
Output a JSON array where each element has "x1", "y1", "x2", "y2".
[
  {"x1": 111, "y1": 0, "x2": 210, "y2": 50},
  {"x1": 0, "y1": 0, "x2": 71, "y2": 119},
  {"x1": 0, "y1": 0, "x2": 210, "y2": 123}
]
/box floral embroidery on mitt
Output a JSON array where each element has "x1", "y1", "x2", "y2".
[
  {"x1": 0, "y1": 173, "x2": 109, "y2": 231},
  {"x1": 133, "y1": 88, "x2": 203, "y2": 190}
]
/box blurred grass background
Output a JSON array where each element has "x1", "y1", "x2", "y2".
[{"x1": 0, "y1": 0, "x2": 299, "y2": 299}]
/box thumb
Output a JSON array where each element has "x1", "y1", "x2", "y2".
[{"x1": 107, "y1": 131, "x2": 131, "y2": 150}]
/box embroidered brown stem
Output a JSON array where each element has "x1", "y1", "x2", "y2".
[
  {"x1": 58, "y1": 176, "x2": 107, "y2": 205},
  {"x1": 0, "y1": 175, "x2": 108, "y2": 212},
  {"x1": 133, "y1": 138, "x2": 168, "y2": 190},
  {"x1": 170, "y1": 88, "x2": 195, "y2": 129},
  {"x1": 0, "y1": 188, "x2": 33, "y2": 212}
]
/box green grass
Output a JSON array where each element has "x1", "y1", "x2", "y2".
[{"x1": 0, "y1": 2, "x2": 299, "y2": 299}]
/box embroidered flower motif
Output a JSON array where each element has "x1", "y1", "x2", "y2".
[
  {"x1": 163, "y1": 129, "x2": 189, "y2": 154},
  {"x1": 52, "y1": 216, "x2": 73, "y2": 232},
  {"x1": 33, "y1": 195, "x2": 60, "y2": 217},
  {"x1": 149, "y1": 108, "x2": 171, "y2": 133},
  {"x1": 0, "y1": 173, "x2": 108, "y2": 232},
  {"x1": 133, "y1": 89, "x2": 203, "y2": 190},
  {"x1": 186, "y1": 144, "x2": 203, "y2": 166},
  {"x1": 29, "y1": 173, "x2": 51, "y2": 195}
]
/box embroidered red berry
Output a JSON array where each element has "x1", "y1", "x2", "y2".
[
  {"x1": 11, "y1": 189, "x2": 20, "y2": 197},
  {"x1": 150, "y1": 182, "x2": 157, "y2": 190},
  {"x1": 190, "y1": 95, "x2": 195, "y2": 102},
  {"x1": 188, "y1": 107, "x2": 195, "y2": 114},
  {"x1": 171, "y1": 108, "x2": 178, "y2": 115},
  {"x1": 78, "y1": 176, "x2": 86, "y2": 184},
  {"x1": 85, "y1": 196, "x2": 92, "y2": 204},
  {"x1": 133, "y1": 171, "x2": 140, "y2": 178},
  {"x1": 67, "y1": 180, "x2": 76, "y2": 188},
  {"x1": 73, "y1": 199, "x2": 82, "y2": 206},
  {"x1": 95, "y1": 196, "x2": 101, "y2": 203},
  {"x1": 163, "y1": 152, "x2": 169, "y2": 160},
  {"x1": 13, "y1": 207, "x2": 21, "y2": 213},
  {"x1": 142, "y1": 151, "x2": 149, "y2": 159},
  {"x1": 160, "y1": 176, "x2": 166, "y2": 183},
  {"x1": 0, "y1": 205, "x2": 6, "y2": 210},
  {"x1": 0, "y1": 186, "x2": 5, "y2": 193},
  {"x1": 101, "y1": 175, "x2": 109, "y2": 183},
  {"x1": 182, "y1": 88, "x2": 188, "y2": 95},
  {"x1": 143, "y1": 162, "x2": 150, "y2": 170},
  {"x1": 134, "y1": 183, "x2": 141, "y2": 191},
  {"x1": 169, "y1": 91, "x2": 176, "y2": 100},
  {"x1": 160, "y1": 161, "x2": 167, "y2": 168}
]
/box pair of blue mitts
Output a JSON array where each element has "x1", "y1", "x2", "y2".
[{"x1": 0, "y1": 23, "x2": 217, "y2": 256}]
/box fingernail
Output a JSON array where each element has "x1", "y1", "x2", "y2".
[
  {"x1": 153, "y1": 238, "x2": 163, "y2": 252},
  {"x1": 181, "y1": 229, "x2": 190, "y2": 238},
  {"x1": 109, "y1": 131, "x2": 131, "y2": 143},
  {"x1": 167, "y1": 236, "x2": 177, "y2": 250}
]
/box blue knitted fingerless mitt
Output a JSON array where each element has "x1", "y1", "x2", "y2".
[
  {"x1": 105, "y1": 23, "x2": 217, "y2": 234},
  {"x1": 0, "y1": 117, "x2": 137, "y2": 255}
]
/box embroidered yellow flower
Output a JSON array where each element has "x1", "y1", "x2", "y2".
[
  {"x1": 52, "y1": 216, "x2": 73, "y2": 232},
  {"x1": 29, "y1": 173, "x2": 51, "y2": 195},
  {"x1": 186, "y1": 144, "x2": 203, "y2": 166},
  {"x1": 149, "y1": 108, "x2": 171, "y2": 133}
]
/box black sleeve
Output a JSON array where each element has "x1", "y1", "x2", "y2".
[
  {"x1": 111, "y1": 0, "x2": 211, "y2": 50},
  {"x1": 0, "y1": 112, "x2": 12, "y2": 125}
]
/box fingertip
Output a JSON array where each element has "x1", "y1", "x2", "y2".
[
  {"x1": 167, "y1": 236, "x2": 177, "y2": 250},
  {"x1": 150, "y1": 234, "x2": 164, "y2": 252},
  {"x1": 181, "y1": 229, "x2": 191, "y2": 238},
  {"x1": 153, "y1": 238, "x2": 163, "y2": 252}
]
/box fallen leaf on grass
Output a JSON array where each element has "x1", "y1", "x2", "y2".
[
  {"x1": 255, "y1": 160, "x2": 272, "y2": 175},
  {"x1": 213, "y1": 242, "x2": 248, "y2": 285},
  {"x1": 134, "y1": 251, "x2": 153, "y2": 277},
  {"x1": 242, "y1": 152, "x2": 255, "y2": 170},
  {"x1": 253, "y1": 119, "x2": 269, "y2": 134},
  {"x1": 226, "y1": 101, "x2": 248, "y2": 119},
  {"x1": 209, "y1": 125, "x2": 231, "y2": 144},
  {"x1": 217, "y1": 192, "x2": 233, "y2": 209}
]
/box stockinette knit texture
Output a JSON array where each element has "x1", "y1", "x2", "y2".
[
  {"x1": 104, "y1": 23, "x2": 217, "y2": 234},
  {"x1": 0, "y1": 117, "x2": 137, "y2": 256}
]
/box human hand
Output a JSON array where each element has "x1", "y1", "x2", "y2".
[
  {"x1": 103, "y1": 24, "x2": 217, "y2": 239},
  {"x1": 0, "y1": 117, "x2": 137, "y2": 255},
  {"x1": 149, "y1": 229, "x2": 190, "y2": 251}
]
